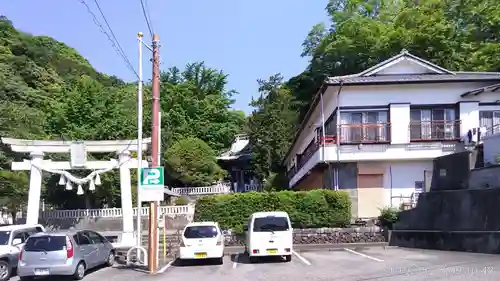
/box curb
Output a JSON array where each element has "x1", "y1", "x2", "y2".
[{"x1": 223, "y1": 242, "x2": 388, "y2": 254}]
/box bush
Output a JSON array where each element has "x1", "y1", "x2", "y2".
[
  {"x1": 194, "y1": 190, "x2": 351, "y2": 233},
  {"x1": 173, "y1": 196, "x2": 189, "y2": 205},
  {"x1": 377, "y1": 207, "x2": 400, "y2": 229}
]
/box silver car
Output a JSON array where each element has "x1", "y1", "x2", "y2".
[{"x1": 18, "y1": 230, "x2": 115, "y2": 280}]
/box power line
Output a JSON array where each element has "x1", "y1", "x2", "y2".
[
  {"x1": 78, "y1": 0, "x2": 139, "y2": 79},
  {"x1": 139, "y1": 0, "x2": 154, "y2": 38}
]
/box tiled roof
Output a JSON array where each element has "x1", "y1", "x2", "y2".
[{"x1": 327, "y1": 73, "x2": 500, "y2": 85}]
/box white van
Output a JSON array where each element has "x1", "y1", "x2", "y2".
[{"x1": 244, "y1": 211, "x2": 293, "y2": 263}]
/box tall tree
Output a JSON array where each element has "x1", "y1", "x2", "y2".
[{"x1": 247, "y1": 74, "x2": 298, "y2": 184}]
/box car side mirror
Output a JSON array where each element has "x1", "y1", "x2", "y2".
[
  {"x1": 243, "y1": 226, "x2": 248, "y2": 232},
  {"x1": 12, "y1": 238, "x2": 22, "y2": 246}
]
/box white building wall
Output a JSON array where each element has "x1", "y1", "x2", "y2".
[
  {"x1": 381, "y1": 161, "x2": 433, "y2": 207},
  {"x1": 287, "y1": 81, "x2": 499, "y2": 169},
  {"x1": 389, "y1": 103, "x2": 410, "y2": 144}
]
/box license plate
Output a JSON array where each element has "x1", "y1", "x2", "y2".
[
  {"x1": 266, "y1": 249, "x2": 278, "y2": 254},
  {"x1": 34, "y1": 268, "x2": 50, "y2": 276},
  {"x1": 195, "y1": 252, "x2": 207, "y2": 258}
]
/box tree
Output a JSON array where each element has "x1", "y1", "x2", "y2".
[
  {"x1": 247, "y1": 74, "x2": 298, "y2": 183},
  {"x1": 0, "y1": 16, "x2": 243, "y2": 210},
  {"x1": 0, "y1": 170, "x2": 29, "y2": 220},
  {"x1": 165, "y1": 137, "x2": 226, "y2": 186},
  {"x1": 160, "y1": 62, "x2": 245, "y2": 153}
]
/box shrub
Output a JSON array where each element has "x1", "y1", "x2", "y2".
[
  {"x1": 194, "y1": 189, "x2": 351, "y2": 233},
  {"x1": 173, "y1": 196, "x2": 189, "y2": 205},
  {"x1": 377, "y1": 207, "x2": 400, "y2": 229}
]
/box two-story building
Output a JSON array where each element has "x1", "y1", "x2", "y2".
[{"x1": 285, "y1": 50, "x2": 500, "y2": 219}]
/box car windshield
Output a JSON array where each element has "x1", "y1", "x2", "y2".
[
  {"x1": 0, "y1": 231, "x2": 10, "y2": 245},
  {"x1": 253, "y1": 216, "x2": 290, "y2": 232},
  {"x1": 183, "y1": 225, "x2": 218, "y2": 239},
  {"x1": 24, "y1": 235, "x2": 66, "y2": 252}
]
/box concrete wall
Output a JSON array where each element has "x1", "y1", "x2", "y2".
[
  {"x1": 391, "y1": 156, "x2": 500, "y2": 254},
  {"x1": 469, "y1": 165, "x2": 500, "y2": 189},
  {"x1": 430, "y1": 151, "x2": 471, "y2": 191}
]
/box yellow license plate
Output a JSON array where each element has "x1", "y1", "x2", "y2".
[
  {"x1": 195, "y1": 252, "x2": 207, "y2": 258},
  {"x1": 266, "y1": 249, "x2": 278, "y2": 254}
]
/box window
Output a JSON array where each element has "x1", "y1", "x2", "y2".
[
  {"x1": 183, "y1": 225, "x2": 219, "y2": 239},
  {"x1": 24, "y1": 235, "x2": 66, "y2": 252},
  {"x1": 339, "y1": 111, "x2": 389, "y2": 143},
  {"x1": 86, "y1": 231, "x2": 104, "y2": 244},
  {"x1": 479, "y1": 111, "x2": 500, "y2": 136},
  {"x1": 253, "y1": 216, "x2": 290, "y2": 232},
  {"x1": 410, "y1": 108, "x2": 458, "y2": 140},
  {"x1": 76, "y1": 232, "x2": 92, "y2": 245},
  {"x1": 0, "y1": 232, "x2": 10, "y2": 245}
]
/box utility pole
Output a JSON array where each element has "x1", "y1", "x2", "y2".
[
  {"x1": 136, "y1": 32, "x2": 144, "y2": 264},
  {"x1": 148, "y1": 33, "x2": 160, "y2": 274}
]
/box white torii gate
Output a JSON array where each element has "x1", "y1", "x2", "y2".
[{"x1": 1, "y1": 137, "x2": 151, "y2": 246}]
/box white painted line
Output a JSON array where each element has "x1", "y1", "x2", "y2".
[
  {"x1": 292, "y1": 251, "x2": 311, "y2": 265},
  {"x1": 233, "y1": 254, "x2": 239, "y2": 268},
  {"x1": 344, "y1": 248, "x2": 384, "y2": 262},
  {"x1": 157, "y1": 260, "x2": 174, "y2": 273}
]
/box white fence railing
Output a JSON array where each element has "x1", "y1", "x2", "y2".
[
  {"x1": 41, "y1": 205, "x2": 195, "y2": 219},
  {"x1": 172, "y1": 184, "x2": 231, "y2": 195}
]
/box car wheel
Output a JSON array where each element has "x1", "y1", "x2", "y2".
[
  {"x1": 284, "y1": 255, "x2": 292, "y2": 262},
  {"x1": 106, "y1": 251, "x2": 115, "y2": 266},
  {"x1": 73, "y1": 261, "x2": 86, "y2": 280},
  {"x1": 0, "y1": 260, "x2": 11, "y2": 281}
]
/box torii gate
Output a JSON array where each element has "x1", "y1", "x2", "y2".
[{"x1": 1, "y1": 137, "x2": 150, "y2": 246}]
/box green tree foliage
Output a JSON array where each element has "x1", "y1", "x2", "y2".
[
  {"x1": 0, "y1": 17, "x2": 243, "y2": 210},
  {"x1": 165, "y1": 137, "x2": 226, "y2": 186},
  {"x1": 160, "y1": 63, "x2": 245, "y2": 153},
  {"x1": 246, "y1": 74, "x2": 298, "y2": 183},
  {"x1": 194, "y1": 190, "x2": 351, "y2": 232},
  {"x1": 0, "y1": 170, "x2": 29, "y2": 220}
]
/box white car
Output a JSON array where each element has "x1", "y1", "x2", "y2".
[
  {"x1": 0, "y1": 224, "x2": 45, "y2": 281},
  {"x1": 179, "y1": 222, "x2": 224, "y2": 264},
  {"x1": 244, "y1": 211, "x2": 293, "y2": 263}
]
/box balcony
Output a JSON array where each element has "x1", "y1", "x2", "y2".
[
  {"x1": 410, "y1": 120, "x2": 461, "y2": 141},
  {"x1": 296, "y1": 139, "x2": 319, "y2": 171},
  {"x1": 338, "y1": 123, "x2": 390, "y2": 144}
]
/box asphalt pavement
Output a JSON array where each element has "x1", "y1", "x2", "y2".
[
  {"x1": 9, "y1": 247, "x2": 500, "y2": 280},
  {"x1": 158, "y1": 247, "x2": 500, "y2": 281}
]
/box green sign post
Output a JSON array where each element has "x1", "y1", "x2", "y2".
[{"x1": 139, "y1": 167, "x2": 165, "y2": 202}]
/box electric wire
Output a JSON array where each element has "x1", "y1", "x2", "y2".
[
  {"x1": 78, "y1": 0, "x2": 139, "y2": 79},
  {"x1": 139, "y1": 0, "x2": 154, "y2": 38}
]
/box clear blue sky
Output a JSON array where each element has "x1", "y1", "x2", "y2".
[{"x1": 3, "y1": 0, "x2": 329, "y2": 114}]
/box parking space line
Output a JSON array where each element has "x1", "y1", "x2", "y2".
[
  {"x1": 233, "y1": 254, "x2": 239, "y2": 268},
  {"x1": 344, "y1": 248, "x2": 384, "y2": 262},
  {"x1": 292, "y1": 251, "x2": 311, "y2": 265},
  {"x1": 158, "y1": 260, "x2": 174, "y2": 273}
]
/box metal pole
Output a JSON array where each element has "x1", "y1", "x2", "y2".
[
  {"x1": 136, "y1": 32, "x2": 144, "y2": 262},
  {"x1": 148, "y1": 33, "x2": 160, "y2": 274}
]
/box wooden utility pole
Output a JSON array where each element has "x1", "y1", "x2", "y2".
[{"x1": 148, "y1": 33, "x2": 160, "y2": 273}]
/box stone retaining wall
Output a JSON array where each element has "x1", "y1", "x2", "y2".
[{"x1": 223, "y1": 227, "x2": 385, "y2": 246}]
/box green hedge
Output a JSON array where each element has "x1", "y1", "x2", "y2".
[{"x1": 194, "y1": 190, "x2": 351, "y2": 233}]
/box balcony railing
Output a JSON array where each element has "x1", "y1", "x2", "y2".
[
  {"x1": 410, "y1": 120, "x2": 460, "y2": 141},
  {"x1": 296, "y1": 139, "x2": 319, "y2": 171},
  {"x1": 338, "y1": 123, "x2": 390, "y2": 144}
]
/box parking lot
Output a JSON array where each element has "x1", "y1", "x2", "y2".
[
  {"x1": 162, "y1": 247, "x2": 500, "y2": 281},
  {"x1": 8, "y1": 264, "x2": 154, "y2": 281}
]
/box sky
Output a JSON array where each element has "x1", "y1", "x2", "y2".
[{"x1": 2, "y1": 0, "x2": 329, "y2": 114}]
